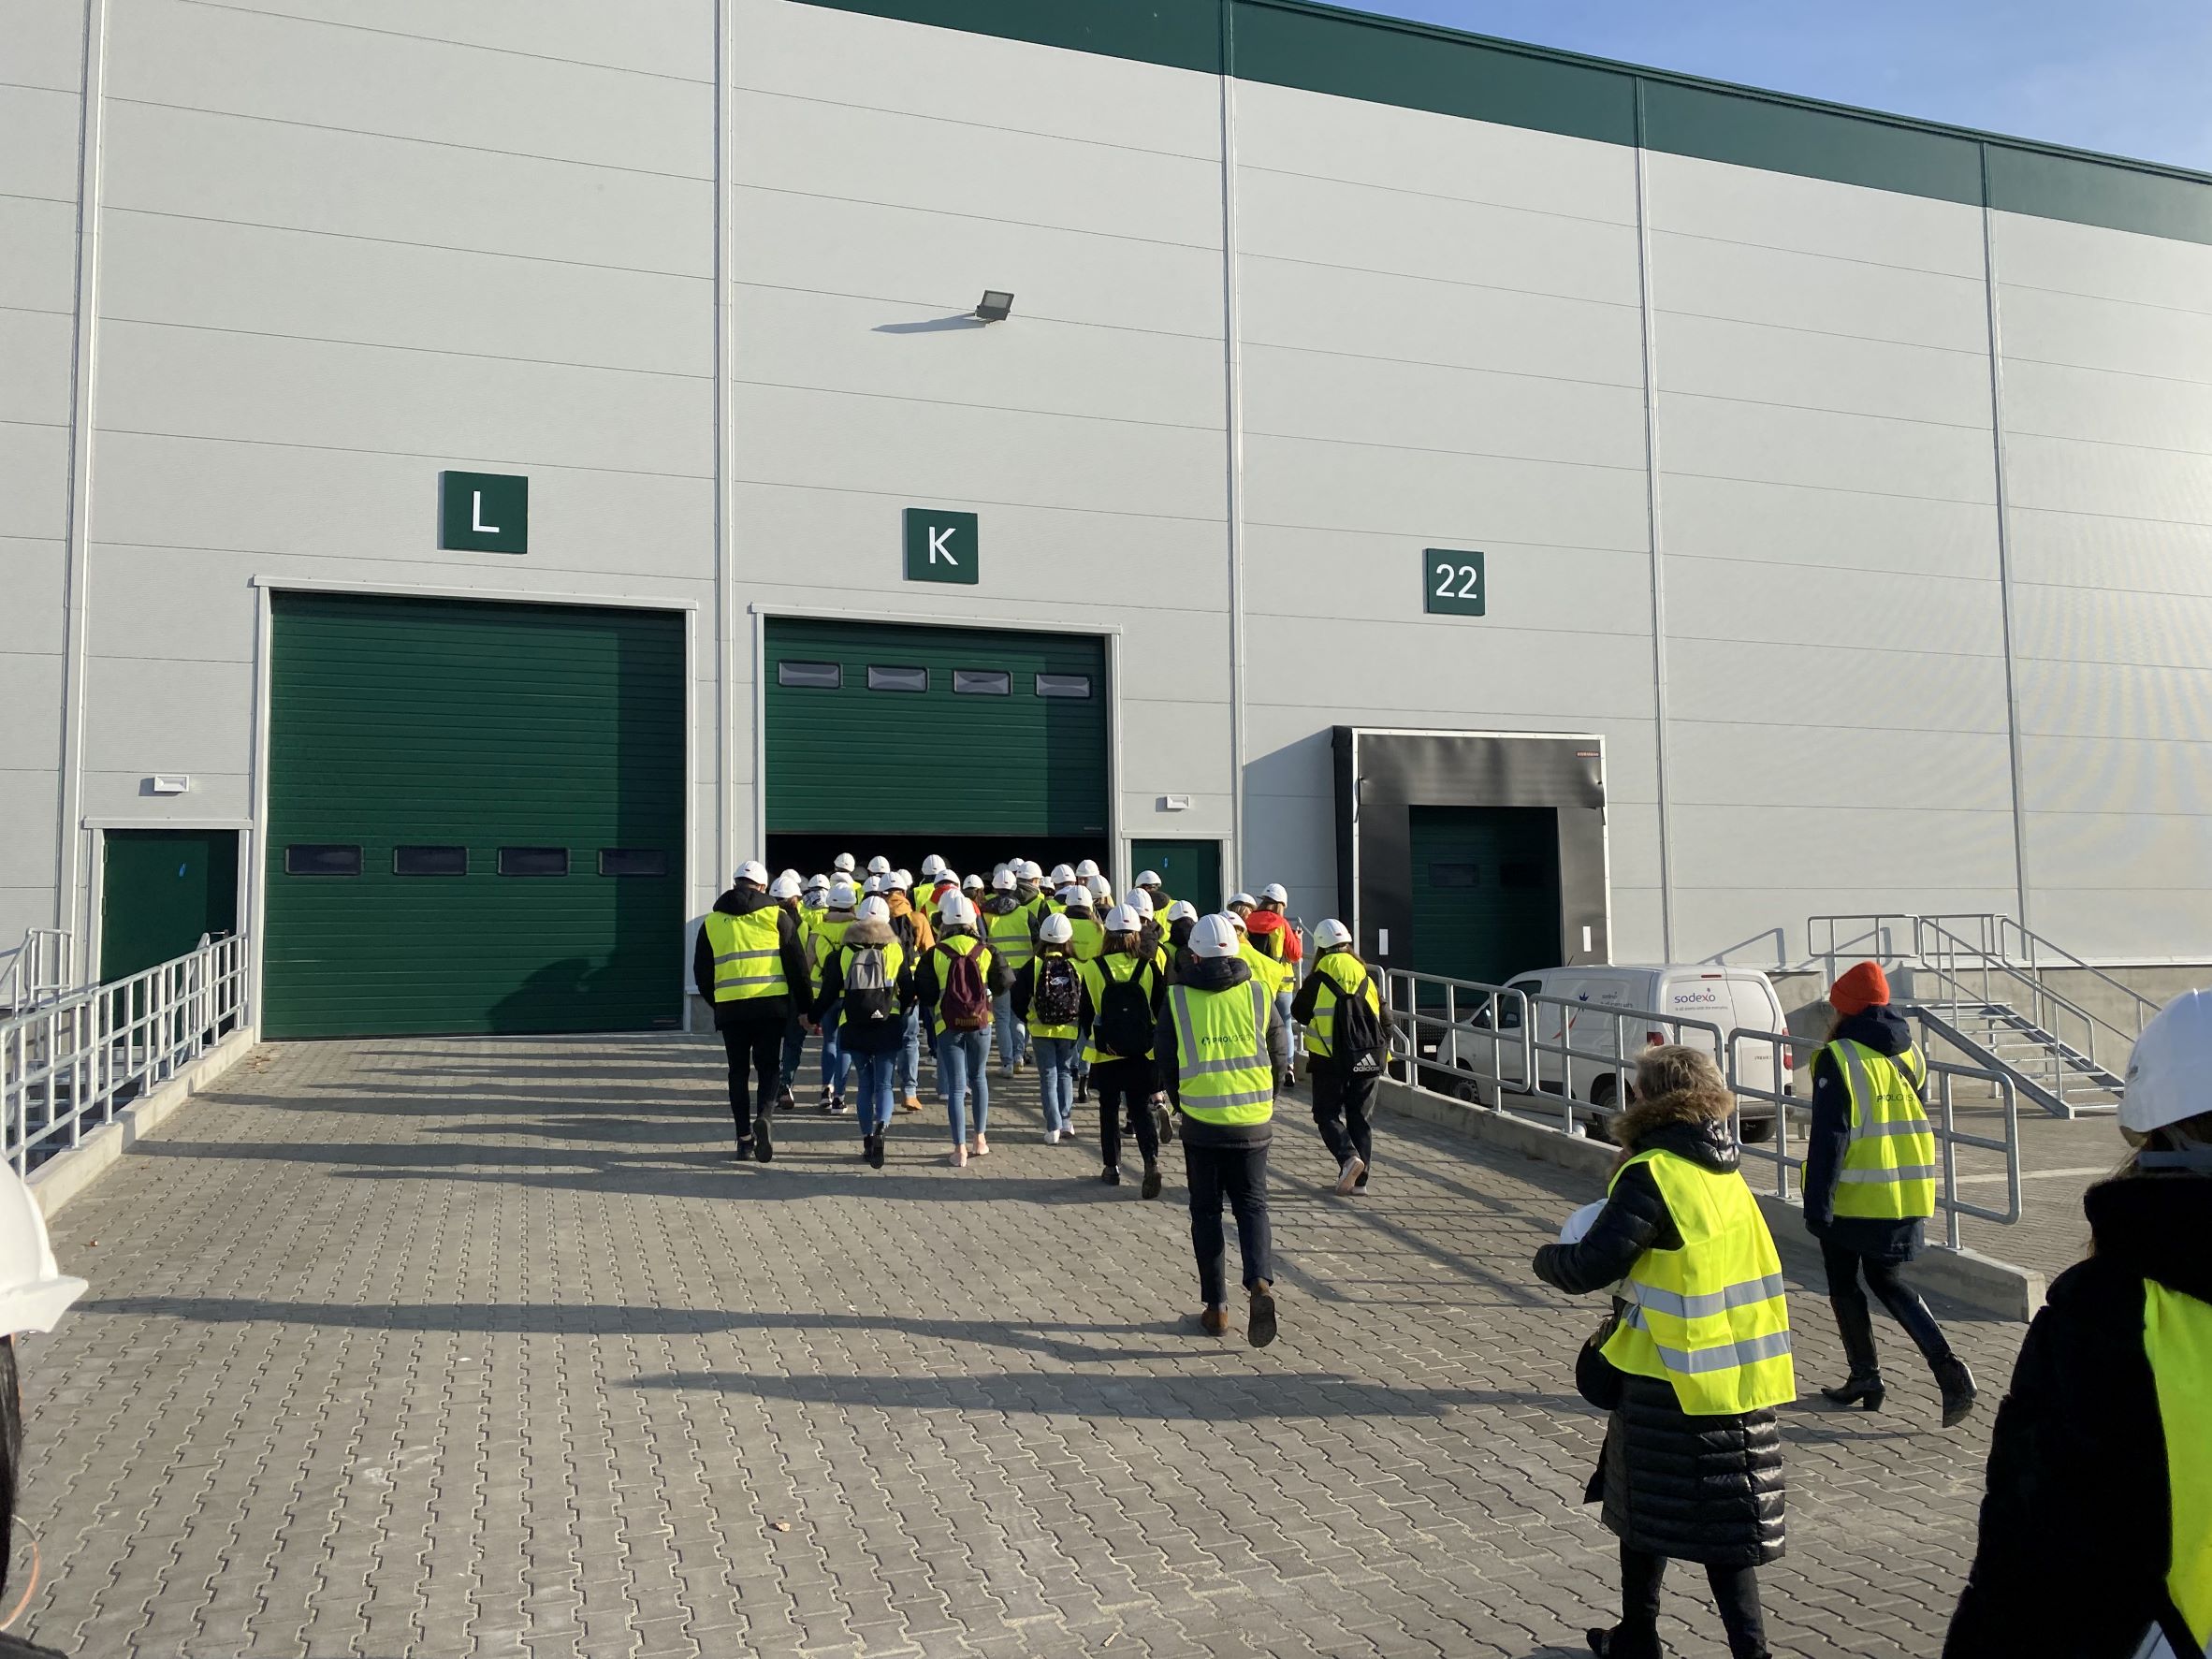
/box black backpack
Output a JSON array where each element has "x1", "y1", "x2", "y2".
[
  {"x1": 1330, "y1": 967, "x2": 1387, "y2": 1074},
  {"x1": 1095, "y1": 965, "x2": 1156, "y2": 1058},
  {"x1": 843, "y1": 945, "x2": 896, "y2": 1027},
  {"x1": 1033, "y1": 956, "x2": 1081, "y2": 1027}
]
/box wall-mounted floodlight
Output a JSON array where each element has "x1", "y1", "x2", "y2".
[{"x1": 974, "y1": 290, "x2": 1014, "y2": 323}]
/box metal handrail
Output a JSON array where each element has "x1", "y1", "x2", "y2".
[
  {"x1": 0, "y1": 934, "x2": 249, "y2": 1173},
  {"x1": 1927, "y1": 913, "x2": 2160, "y2": 1035},
  {"x1": 2, "y1": 929, "x2": 76, "y2": 1016}
]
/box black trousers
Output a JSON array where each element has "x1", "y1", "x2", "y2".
[
  {"x1": 1821, "y1": 1240, "x2": 1952, "y2": 1375},
  {"x1": 1186, "y1": 1140, "x2": 1271, "y2": 1306},
  {"x1": 1618, "y1": 1543, "x2": 1768, "y2": 1659},
  {"x1": 1310, "y1": 1061, "x2": 1375, "y2": 1169},
  {"x1": 1095, "y1": 1057, "x2": 1159, "y2": 1171},
  {"x1": 720, "y1": 1021, "x2": 784, "y2": 1142}
]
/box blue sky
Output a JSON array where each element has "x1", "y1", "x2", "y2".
[{"x1": 1354, "y1": 1, "x2": 2212, "y2": 171}]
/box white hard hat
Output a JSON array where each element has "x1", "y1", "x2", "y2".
[
  {"x1": 769, "y1": 873, "x2": 802, "y2": 900},
  {"x1": 1165, "y1": 900, "x2": 1198, "y2": 923},
  {"x1": 1049, "y1": 864, "x2": 1075, "y2": 885},
  {"x1": 1038, "y1": 913, "x2": 1074, "y2": 945},
  {"x1": 833, "y1": 852, "x2": 856, "y2": 873},
  {"x1": 939, "y1": 892, "x2": 977, "y2": 927},
  {"x1": 889, "y1": 869, "x2": 911, "y2": 891},
  {"x1": 778, "y1": 868, "x2": 800, "y2": 885},
  {"x1": 992, "y1": 863, "x2": 1011, "y2": 882},
  {"x1": 963, "y1": 873, "x2": 984, "y2": 893},
  {"x1": 992, "y1": 869, "x2": 1017, "y2": 892},
  {"x1": 1058, "y1": 884, "x2": 1091, "y2": 910},
  {"x1": 735, "y1": 860, "x2": 769, "y2": 885},
  {"x1": 1128, "y1": 889, "x2": 1155, "y2": 917},
  {"x1": 1228, "y1": 892, "x2": 1257, "y2": 910},
  {"x1": 829, "y1": 878, "x2": 858, "y2": 907},
  {"x1": 857, "y1": 895, "x2": 890, "y2": 923},
  {"x1": 1104, "y1": 904, "x2": 1140, "y2": 933},
  {"x1": 0, "y1": 1167, "x2": 84, "y2": 1336},
  {"x1": 1135, "y1": 870, "x2": 1161, "y2": 888},
  {"x1": 1558, "y1": 1201, "x2": 1607, "y2": 1245},
  {"x1": 1085, "y1": 873, "x2": 1111, "y2": 899},
  {"x1": 2122, "y1": 989, "x2": 2212, "y2": 1137},
  {"x1": 806, "y1": 872, "x2": 830, "y2": 891},
  {"x1": 863, "y1": 875, "x2": 882, "y2": 895},
  {"x1": 1313, "y1": 918, "x2": 1352, "y2": 949},
  {"x1": 1261, "y1": 882, "x2": 1289, "y2": 905},
  {"x1": 1019, "y1": 860, "x2": 1043, "y2": 880},
  {"x1": 1226, "y1": 910, "x2": 1248, "y2": 933},
  {"x1": 867, "y1": 855, "x2": 891, "y2": 876},
  {"x1": 920, "y1": 854, "x2": 946, "y2": 879},
  {"x1": 1189, "y1": 913, "x2": 1241, "y2": 959},
  {"x1": 1075, "y1": 858, "x2": 1101, "y2": 880}
]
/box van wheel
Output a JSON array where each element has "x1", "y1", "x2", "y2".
[
  {"x1": 1740, "y1": 1115, "x2": 1774, "y2": 1143},
  {"x1": 1473, "y1": 1078, "x2": 1501, "y2": 1110},
  {"x1": 1586, "y1": 1076, "x2": 1621, "y2": 1144}
]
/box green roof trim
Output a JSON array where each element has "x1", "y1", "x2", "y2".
[{"x1": 795, "y1": 0, "x2": 2212, "y2": 247}]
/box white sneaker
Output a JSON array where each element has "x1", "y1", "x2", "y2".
[
  {"x1": 1042, "y1": 1128, "x2": 1058, "y2": 1144},
  {"x1": 1335, "y1": 1154, "x2": 1367, "y2": 1196}
]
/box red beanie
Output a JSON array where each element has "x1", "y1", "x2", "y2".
[{"x1": 1829, "y1": 961, "x2": 1890, "y2": 1017}]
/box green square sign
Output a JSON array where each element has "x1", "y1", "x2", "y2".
[
  {"x1": 904, "y1": 508, "x2": 978, "y2": 585},
  {"x1": 440, "y1": 471, "x2": 528, "y2": 554},
  {"x1": 1423, "y1": 548, "x2": 1486, "y2": 616}
]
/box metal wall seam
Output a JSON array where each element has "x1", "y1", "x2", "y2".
[
  {"x1": 56, "y1": 0, "x2": 109, "y2": 940},
  {"x1": 717, "y1": 0, "x2": 740, "y2": 896},
  {"x1": 1979, "y1": 143, "x2": 2034, "y2": 930},
  {"x1": 1631, "y1": 80, "x2": 1676, "y2": 961},
  {"x1": 1219, "y1": 0, "x2": 1249, "y2": 886}
]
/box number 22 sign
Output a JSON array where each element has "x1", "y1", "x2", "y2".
[{"x1": 1422, "y1": 549, "x2": 1486, "y2": 617}]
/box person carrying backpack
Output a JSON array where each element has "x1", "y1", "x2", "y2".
[
  {"x1": 1078, "y1": 906, "x2": 1170, "y2": 1196},
  {"x1": 982, "y1": 869, "x2": 1038, "y2": 1078},
  {"x1": 917, "y1": 892, "x2": 1010, "y2": 1166},
  {"x1": 809, "y1": 877, "x2": 861, "y2": 1113},
  {"x1": 1015, "y1": 912, "x2": 1084, "y2": 1143},
  {"x1": 812, "y1": 895, "x2": 915, "y2": 1169},
  {"x1": 1290, "y1": 919, "x2": 1387, "y2": 1196}
]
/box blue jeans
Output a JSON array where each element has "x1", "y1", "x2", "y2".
[
  {"x1": 938, "y1": 1027, "x2": 992, "y2": 1146},
  {"x1": 1033, "y1": 1037, "x2": 1077, "y2": 1134},
  {"x1": 852, "y1": 1048, "x2": 898, "y2": 1138},
  {"x1": 993, "y1": 992, "x2": 1028, "y2": 1070},
  {"x1": 896, "y1": 1004, "x2": 923, "y2": 1098},
  {"x1": 819, "y1": 1000, "x2": 851, "y2": 1097},
  {"x1": 1276, "y1": 988, "x2": 1297, "y2": 1043},
  {"x1": 779, "y1": 1017, "x2": 807, "y2": 1090}
]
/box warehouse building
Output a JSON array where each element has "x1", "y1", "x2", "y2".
[{"x1": 7, "y1": 0, "x2": 2212, "y2": 1037}]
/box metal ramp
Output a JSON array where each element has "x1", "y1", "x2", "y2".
[{"x1": 1806, "y1": 913, "x2": 2155, "y2": 1118}]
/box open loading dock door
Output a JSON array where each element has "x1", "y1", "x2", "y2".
[
  {"x1": 764, "y1": 619, "x2": 1110, "y2": 878},
  {"x1": 1332, "y1": 728, "x2": 1608, "y2": 986}
]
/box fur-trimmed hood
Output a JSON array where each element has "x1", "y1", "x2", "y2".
[
  {"x1": 1617, "y1": 1084, "x2": 1740, "y2": 1174},
  {"x1": 842, "y1": 918, "x2": 894, "y2": 948}
]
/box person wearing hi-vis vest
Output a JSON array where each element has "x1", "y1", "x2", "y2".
[
  {"x1": 1804, "y1": 961, "x2": 1975, "y2": 1427},
  {"x1": 691, "y1": 861, "x2": 814, "y2": 1165},
  {"x1": 1078, "y1": 905, "x2": 1170, "y2": 1197},
  {"x1": 1289, "y1": 919, "x2": 1383, "y2": 1196},
  {"x1": 1946, "y1": 988, "x2": 2212, "y2": 1659},
  {"x1": 1534, "y1": 1045, "x2": 1789, "y2": 1659},
  {"x1": 982, "y1": 869, "x2": 1037, "y2": 1078},
  {"x1": 810, "y1": 895, "x2": 915, "y2": 1171},
  {"x1": 809, "y1": 877, "x2": 862, "y2": 1113},
  {"x1": 1156, "y1": 913, "x2": 1290, "y2": 1348}
]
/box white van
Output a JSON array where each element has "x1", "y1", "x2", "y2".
[{"x1": 1422, "y1": 964, "x2": 1793, "y2": 1141}]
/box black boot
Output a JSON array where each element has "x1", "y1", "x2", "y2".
[
  {"x1": 1586, "y1": 1626, "x2": 1666, "y2": 1658},
  {"x1": 1936, "y1": 1357, "x2": 1977, "y2": 1428},
  {"x1": 1823, "y1": 1291, "x2": 1885, "y2": 1409}
]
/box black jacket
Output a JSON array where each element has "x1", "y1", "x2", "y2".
[
  {"x1": 691, "y1": 888, "x2": 812, "y2": 1029},
  {"x1": 1534, "y1": 1097, "x2": 1787, "y2": 1569},
  {"x1": 1947, "y1": 1163, "x2": 2212, "y2": 1658},
  {"x1": 1153, "y1": 954, "x2": 1289, "y2": 1148},
  {"x1": 1803, "y1": 1005, "x2": 1925, "y2": 1262},
  {"x1": 809, "y1": 918, "x2": 916, "y2": 1055}
]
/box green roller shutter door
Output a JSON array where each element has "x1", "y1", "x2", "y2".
[
  {"x1": 764, "y1": 619, "x2": 1108, "y2": 837},
  {"x1": 1407, "y1": 806, "x2": 1564, "y2": 988},
  {"x1": 264, "y1": 592, "x2": 685, "y2": 1038}
]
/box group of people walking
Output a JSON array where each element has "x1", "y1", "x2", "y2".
[{"x1": 693, "y1": 852, "x2": 1387, "y2": 1347}]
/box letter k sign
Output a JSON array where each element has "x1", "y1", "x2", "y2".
[{"x1": 903, "y1": 508, "x2": 979, "y2": 586}]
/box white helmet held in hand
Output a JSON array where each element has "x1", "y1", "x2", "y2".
[
  {"x1": 1038, "y1": 913, "x2": 1074, "y2": 945},
  {"x1": 1260, "y1": 882, "x2": 1289, "y2": 905},
  {"x1": 857, "y1": 895, "x2": 890, "y2": 923},
  {"x1": 1313, "y1": 918, "x2": 1353, "y2": 950},
  {"x1": 1189, "y1": 913, "x2": 1242, "y2": 959},
  {"x1": 769, "y1": 872, "x2": 802, "y2": 900},
  {"x1": 1165, "y1": 900, "x2": 1198, "y2": 924},
  {"x1": 0, "y1": 1166, "x2": 84, "y2": 1336},
  {"x1": 939, "y1": 892, "x2": 977, "y2": 927},
  {"x1": 1104, "y1": 904, "x2": 1140, "y2": 933}
]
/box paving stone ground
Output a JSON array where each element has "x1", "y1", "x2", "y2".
[{"x1": 17, "y1": 1036, "x2": 2032, "y2": 1657}]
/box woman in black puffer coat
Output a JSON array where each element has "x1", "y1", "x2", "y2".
[{"x1": 1535, "y1": 1048, "x2": 1783, "y2": 1659}]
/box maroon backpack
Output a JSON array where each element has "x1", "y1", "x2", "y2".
[{"x1": 939, "y1": 943, "x2": 992, "y2": 1031}]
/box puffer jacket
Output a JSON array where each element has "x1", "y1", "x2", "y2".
[
  {"x1": 1804, "y1": 1004, "x2": 1925, "y2": 1263},
  {"x1": 1947, "y1": 1159, "x2": 2212, "y2": 1658},
  {"x1": 1534, "y1": 1091, "x2": 1787, "y2": 1569},
  {"x1": 809, "y1": 918, "x2": 914, "y2": 1055}
]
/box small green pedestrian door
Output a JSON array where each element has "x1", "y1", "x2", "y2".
[
  {"x1": 100, "y1": 830, "x2": 239, "y2": 982},
  {"x1": 1407, "y1": 807, "x2": 1562, "y2": 987},
  {"x1": 1130, "y1": 839, "x2": 1220, "y2": 914}
]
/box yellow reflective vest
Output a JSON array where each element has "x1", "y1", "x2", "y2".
[
  {"x1": 1302, "y1": 950, "x2": 1379, "y2": 1061},
  {"x1": 702, "y1": 908, "x2": 792, "y2": 1004},
  {"x1": 1026, "y1": 951, "x2": 1081, "y2": 1041},
  {"x1": 2147, "y1": 1280, "x2": 2212, "y2": 1657},
  {"x1": 1826, "y1": 1040, "x2": 1937, "y2": 1221},
  {"x1": 809, "y1": 913, "x2": 855, "y2": 995},
  {"x1": 1238, "y1": 939, "x2": 1289, "y2": 997},
  {"x1": 1600, "y1": 1148, "x2": 1797, "y2": 1415},
  {"x1": 1168, "y1": 979, "x2": 1274, "y2": 1128},
  {"x1": 982, "y1": 903, "x2": 1037, "y2": 973},
  {"x1": 1076, "y1": 953, "x2": 1160, "y2": 1064},
  {"x1": 1067, "y1": 913, "x2": 1105, "y2": 962}
]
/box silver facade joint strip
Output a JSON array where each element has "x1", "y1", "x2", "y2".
[
  {"x1": 1980, "y1": 144, "x2": 2033, "y2": 931},
  {"x1": 57, "y1": 0, "x2": 110, "y2": 939},
  {"x1": 1632, "y1": 83, "x2": 1677, "y2": 961},
  {"x1": 1219, "y1": 8, "x2": 1248, "y2": 880},
  {"x1": 716, "y1": 0, "x2": 740, "y2": 892}
]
